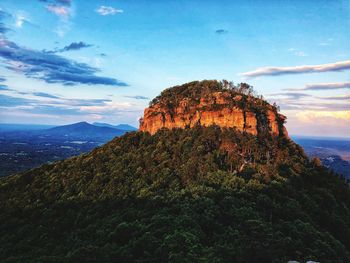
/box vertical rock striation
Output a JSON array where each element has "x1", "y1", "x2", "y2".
[{"x1": 139, "y1": 81, "x2": 288, "y2": 137}]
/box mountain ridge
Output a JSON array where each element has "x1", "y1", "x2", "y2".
[
  {"x1": 1, "y1": 80, "x2": 350, "y2": 262},
  {"x1": 46, "y1": 121, "x2": 124, "y2": 135}
]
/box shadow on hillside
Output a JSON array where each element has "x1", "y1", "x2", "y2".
[{"x1": 1, "y1": 168, "x2": 350, "y2": 263}]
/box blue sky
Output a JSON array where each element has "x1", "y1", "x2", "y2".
[{"x1": 0, "y1": 0, "x2": 349, "y2": 137}]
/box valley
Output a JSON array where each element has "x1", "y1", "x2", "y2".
[{"x1": 0, "y1": 122, "x2": 136, "y2": 177}]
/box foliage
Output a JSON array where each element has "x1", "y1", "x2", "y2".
[
  {"x1": 149, "y1": 80, "x2": 275, "y2": 113},
  {"x1": 0, "y1": 126, "x2": 350, "y2": 262}
]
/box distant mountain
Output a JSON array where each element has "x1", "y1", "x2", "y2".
[
  {"x1": 293, "y1": 135, "x2": 350, "y2": 180},
  {"x1": 93, "y1": 122, "x2": 137, "y2": 131},
  {"x1": 322, "y1": 155, "x2": 350, "y2": 179},
  {"x1": 0, "y1": 122, "x2": 131, "y2": 177},
  {"x1": 47, "y1": 122, "x2": 122, "y2": 135},
  {"x1": 1, "y1": 80, "x2": 350, "y2": 262}
]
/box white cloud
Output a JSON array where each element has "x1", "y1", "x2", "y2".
[
  {"x1": 240, "y1": 60, "x2": 350, "y2": 79},
  {"x1": 44, "y1": 3, "x2": 73, "y2": 36},
  {"x1": 304, "y1": 82, "x2": 350, "y2": 90},
  {"x1": 296, "y1": 110, "x2": 350, "y2": 123},
  {"x1": 294, "y1": 51, "x2": 307, "y2": 57},
  {"x1": 46, "y1": 4, "x2": 70, "y2": 18},
  {"x1": 287, "y1": 48, "x2": 308, "y2": 57},
  {"x1": 285, "y1": 110, "x2": 350, "y2": 137},
  {"x1": 319, "y1": 38, "x2": 334, "y2": 46},
  {"x1": 96, "y1": 6, "x2": 123, "y2": 16},
  {"x1": 286, "y1": 82, "x2": 350, "y2": 91},
  {"x1": 15, "y1": 15, "x2": 25, "y2": 28},
  {"x1": 319, "y1": 94, "x2": 350, "y2": 100},
  {"x1": 13, "y1": 11, "x2": 31, "y2": 28}
]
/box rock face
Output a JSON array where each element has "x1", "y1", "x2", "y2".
[{"x1": 139, "y1": 81, "x2": 288, "y2": 137}]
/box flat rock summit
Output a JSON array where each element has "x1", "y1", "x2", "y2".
[
  {"x1": 1, "y1": 80, "x2": 350, "y2": 262},
  {"x1": 140, "y1": 80, "x2": 288, "y2": 137}
]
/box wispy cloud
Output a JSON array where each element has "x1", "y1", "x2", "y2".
[
  {"x1": 0, "y1": 85, "x2": 10, "y2": 91},
  {"x1": 124, "y1": 95, "x2": 150, "y2": 100},
  {"x1": 215, "y1": 29, "x2": 228, "y2": 34},
  {"x1": 318, "y1": 95, "x2": 350, "y2": 101},
  {"x1": 43, "y1": 0, "x2": 71, "y2": 15},
  {"x1": 268, "y1": 92, "x2": 311, "y2": 100},
  {"x1": 0, "y1": 38, "x2": 127, "y2": 86},
  {"x1": 15, "y1": 16, "x2": 24, "y2": 28},
  {"x1": 0, "y1": 23, "x2": 9, "y2": 34},
  {"x1": 39, "y1": 0, "x2": 71, "y2": 6},
  {"x1": 46, "y1": 4, "x2": 70, "y2": 18},
  {"x1": 62, "y1": 98, "x2": 112, "y2": 107},
  {"x1": 61, "y1": 41, "x2": 92, "y2": 51},
  {"x1": 0, "y1": 94, "x2": 36, "y2": 107},
  {"x1": 96, "y1": 6, "x2": 123, "y2": 16},
  {"x1": 303, "y1": 82, "x2": 350, "y2": 91},
  {"x1": 46, "y1": 41, "x2": 93, "y2": 53},
  {"x1": 269, "y1": 91, "x2": 350, "y2": 101},
  {"x1": 272, "y1": 98, "x2": 350, "y2": 112},
  {"x1": 296, "y1": 111, "x2": 350, "y2": 123},
  {"x1": 0, "y1": 93, "x2": 113, "y2": 111},
  {"x1": 0, "y1": 9, "x2": 11, "y2": 34},
  {"x1": 0, "y1": 92, "x2": 142, "y2": 123},
  {"x1": 57, "y1": 0, "x2": 71, "y2": 6},
  {"x1": 286, "y1": 82, "x2": 350, "y2": 91},
  {"x1": 40, "y1": 0, "x2": 73, "y2": 36},
  {"x1": 14, "y1": 13, "x2": 28, "y2": 28},
  {"x1": 319, "y1": 38, "x2": 333, "y2": 47},
  {"x1": 32, "y1": 92, "x2": 61, "y2": 99},
  {"x1": 241, "y1": 60, "x2": 350, "y2": 79},
  {"x1": 287, "y1": 48, "x2": 307, "y2": 57},
  {"x1": 286, "y1": 110, "x2": 350, "y2": 138}
]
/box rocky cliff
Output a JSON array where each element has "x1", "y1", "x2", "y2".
[{"x1": 139, "y1": 80, "x2": 288, "y2": 137}]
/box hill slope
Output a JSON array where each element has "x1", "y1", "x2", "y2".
[
  {"x1": 0, "y1": 122, "x2": 132, "y2": 177},
  {"x1": 1, "y1": 80, "x2": 350, "y2": 262}
]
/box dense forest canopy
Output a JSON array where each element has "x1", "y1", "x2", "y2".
[
  {"x1": 149, "y1": 80, "x2": 278, "y2": 113},
  {"x1": 0, "y1": 80, "x2": 350, "y2": 262},
  {"x1": 1, "y1": 126, "x2": 350, "y2": 262}
]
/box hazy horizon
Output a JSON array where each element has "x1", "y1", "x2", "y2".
[
  {"x1": 1, "y1": 121, "x2": 350, "y2": 140},
  {"x1": 0, "y1": 0, "x2": 349, "y2": 137}
]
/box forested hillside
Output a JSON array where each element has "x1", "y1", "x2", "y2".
[{"x1": 1, "y1": 126, "x2": 350, "y2": 262}]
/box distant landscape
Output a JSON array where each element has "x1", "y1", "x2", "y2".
[
  {"x1": 0, "y1": 122, "x2": 136, "y2": 177},
  {"x1": 2, "y1": 80, "x2": 350, "y2": 262},
  {"x1": 1, "y1": 122, "x2": 349, "y2": 180},
  {"x1": 0, "y1": 0, "x2": 349, "y2": 261},
  {"x1": 293, "y1": 136, "x2": 350, "y2": 180}
]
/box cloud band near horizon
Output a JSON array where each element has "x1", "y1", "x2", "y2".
[
  {"x1": 241, "y1": 60, "x2": 350, "y2": 79},
  {"x1": 285, "y1": 82, "x2": 350, "y2": 91}
]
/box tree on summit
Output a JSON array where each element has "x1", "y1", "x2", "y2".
[{"x1": 238, "y1": 82, "x2": 254, "y2": 96}]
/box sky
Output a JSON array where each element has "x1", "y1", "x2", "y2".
[{"x1": 0, "y1": 0, "x2": 349, "y2": 137}]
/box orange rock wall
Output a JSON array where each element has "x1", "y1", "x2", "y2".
[{"x1": 139, "y1": 92, "x2": 287, "y2": 137}]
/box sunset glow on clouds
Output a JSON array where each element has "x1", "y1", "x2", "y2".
[
  {"x1": 297, "y1": 111, "x2": 350, "y2": 123},
  {"x1": 286, "y1": 110, "x2": 350, "y2": 138},
  {"x1": 0, "y1": 0, "x2": 349, "y2": 137}
]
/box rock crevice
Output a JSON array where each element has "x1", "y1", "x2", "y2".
[{"x1": 139, "y1": 84, "x2": 288, "y2": 137}]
